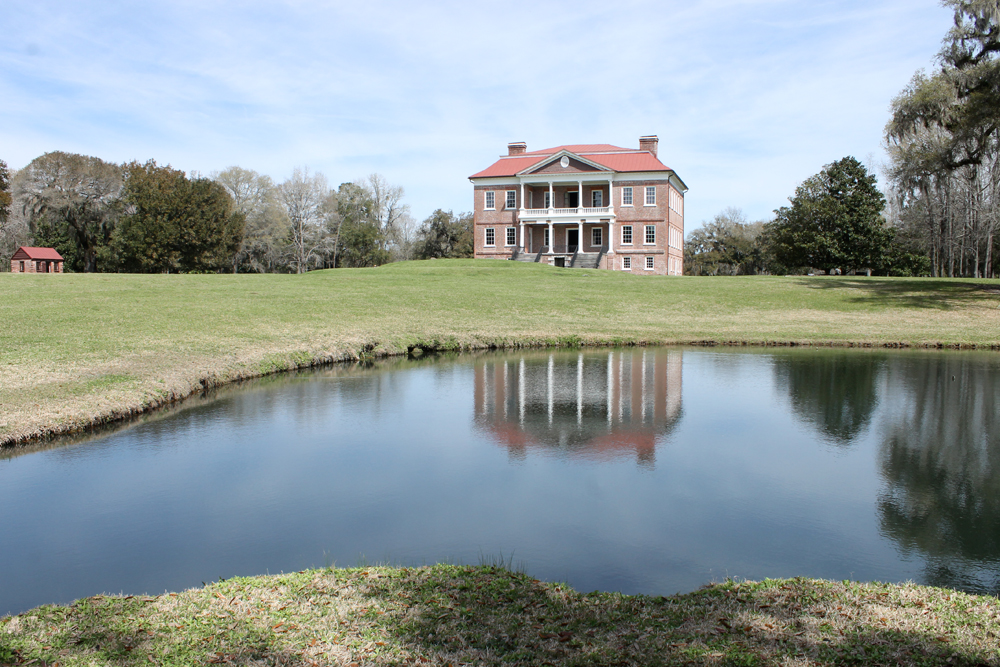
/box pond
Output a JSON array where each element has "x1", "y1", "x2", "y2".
[{"x1": 2, "y1": 347, "x2": 999, "y2": 616}]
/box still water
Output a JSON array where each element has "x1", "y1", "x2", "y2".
[{"x1": 2, "y1": 347, "x2": 999, "y2": 616}]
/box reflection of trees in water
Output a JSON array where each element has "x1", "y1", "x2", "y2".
[
  {"x1": 772, "y1": 351, "x2": 883, "y2": 445},
  {"x1": 473, "y1": 349, "x2": 683, "y2": 467},
  {"x1": 876, "y1": 355, "x2": 1000, "y2": 594}
]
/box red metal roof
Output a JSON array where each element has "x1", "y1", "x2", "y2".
[
  {"x1": 12, "y1": 246, "x2": 64, "y2": 260},
  {"x1": 470, "y1": 145, "x2": 673, "y2": 179},
  {"x1": 586, "y1": 152, "x2": 671, "y2": 173},
  {"x1": 470, "y1": 156, "x2": 550, "y2": 179},
  {"x1": 521, "y1": 144, "x2": 630, "y2": 156}
]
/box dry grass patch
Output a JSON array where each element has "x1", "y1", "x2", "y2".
[{"x1": 1, "y1": 566, "x2": 998, "y2": 666}]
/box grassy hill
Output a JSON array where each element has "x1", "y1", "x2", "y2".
[
  {"x1": 2, "y1": 259, "x2": 999, "y2": 446},
  {"x1": 3, "y1": 565, "x2": 998, "y2": 667}
]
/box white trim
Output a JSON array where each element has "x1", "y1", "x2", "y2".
[
  {"x1": 517, "y1": 172, "x2": 614, "y2": 185},
  {"x1": 515, "y1": 149, "x2": 616, "y2": 177},
  {"x1": 471, "y1": 171, "x2": 682, "y2": 187},
  {"x1": 591, "y1": 189, "x2": 603, "y2": 207},
  {"x1": 505, "y1": 226, "x2": 516, "y2": 246},
  {"x1": 621, "y1": 256, "x2": 632, "y2": 270},
  {"x1": 485, "y1": 227, "x2": 496, "y2": 246},
  {"x1": 621, "y1": 224, "x2": 633, "y2": 245},
  {"x1": 470, "y1": 177, "x2": 520, "y2": 186},
  {"x1": 645, "y1": 256, "x2": 654, "y2": 270},
  {"x1": 591, "y1": 227, "x2": 603, "y2": 247},
  {"x1": 609, "y1": 171, "x2": 680, "y2": 183},
  {"x1": 643, "y1": 224, "x2": 656, "y2": 245},
  {"x1": 644, "y1": 186, "x2": 656, "y2": 206},
  {"x1": 668, "y1": 225, "x2": 682, "y2": 249},
  {"x1": 485, "y1": 191, "x2": 495, "y2": 210},
  {"x1": 505, "y1": 190, "x2": 516, "y2": 209},
  {"x1": 621, "y1": 186, "x2": 633, "y2": 207}
]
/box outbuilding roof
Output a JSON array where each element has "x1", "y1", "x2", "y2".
[
  {"x1": 469, "y1": 144, "x2": 674, "y2": 179},
  {"x1": 12, "y1": 246, "x2": 64, "y2": 261}
]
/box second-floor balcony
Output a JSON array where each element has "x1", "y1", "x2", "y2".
[{"x1": 520, "y1": 206, "x2": 613, "y2": 220}]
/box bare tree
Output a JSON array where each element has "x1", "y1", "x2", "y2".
[
  {"x1": 279, "y1": 167, "x2": 330, "y2": 274},
  {"x1": 213, "y1": 166, "x2": 289, "y2": 273},
  {"x1": 364, "y1": 173, "x2": 410, "y2": 256}
]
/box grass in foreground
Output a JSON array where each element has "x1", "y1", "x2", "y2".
[
  {"x1": 2, "y1": 565, "x2": 998, "y2": 666},
  {"x1": 2, "y1": 261, "x2": 999, "y2": 446}
]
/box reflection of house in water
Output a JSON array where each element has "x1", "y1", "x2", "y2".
[{"x1": 473, "y1": 349, "x2": 683, "y2": 466}]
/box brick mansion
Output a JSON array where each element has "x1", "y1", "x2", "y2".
[{"x1": 469, "y1": 136, "x2": 686, "y2": 275}]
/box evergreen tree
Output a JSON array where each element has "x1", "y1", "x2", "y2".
[
  {"x1": 413, "y1": 209, "x2": 474, "y2": 259},
  {"x1": 766, "y1": 157, "x2": 892, "y2": 274},
  {"x1": 107, "y1": 161, "x2": 245, "y2": 273}
]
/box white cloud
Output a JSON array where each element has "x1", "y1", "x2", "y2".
[{"x1": 0, "y1": 0, "x2": 953, "y2": 229}]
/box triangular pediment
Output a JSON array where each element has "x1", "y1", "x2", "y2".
[{"x1": 518, "y1": 150, "x2": 611, "y2": 176}]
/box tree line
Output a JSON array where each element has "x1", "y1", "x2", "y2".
[
  {"x1": 684, "y1": 157, "x2": 918, "y2": 276},
  {"x1": 688, "y1": 0, "x2": 1000, "y2": 278},
  {"x1": 0, "y1": 152, "x2": 473, "y2": 273}
]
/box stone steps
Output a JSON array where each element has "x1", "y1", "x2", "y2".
[{"x1": 571, "y1": 253, "x2": 601, "y2": 269}]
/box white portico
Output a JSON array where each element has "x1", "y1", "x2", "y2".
[{"x1": 514, "y1": 151, "x2": 617, "y2": 263}]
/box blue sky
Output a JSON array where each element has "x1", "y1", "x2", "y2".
[{"x1": 2, "y1": 0, "x2": 953, "y2": 232}]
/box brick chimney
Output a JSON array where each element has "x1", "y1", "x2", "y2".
[
  {"x1": 508, "y1": 142, "x2": 527, "y2": 156},
  {"x1": 639, "y1": 135, "x2": 658, "y2": 157}
]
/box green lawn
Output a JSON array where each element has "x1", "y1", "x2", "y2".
[
  {"x1": 4, "y1": 261, "x2": 1000, "y2": 665},
  {"x1": 2, "y1": 259, "x2": 999, "y2": 446}
]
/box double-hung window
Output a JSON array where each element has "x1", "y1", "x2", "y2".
[
  {"x1": 485, "y1": 191, "x2": 495, "y2": 210},
  {"x1": 592, "y1": 190, "x2": 603, "y2": 207},
  {"x1": 645, "y1": 256, "x2": 654, "y2": 270},
  {"x1": 644, "y1": 225, "x2": 656, "y2": 244},
  {"x1": 621, "y1": 225, "x2": 633, "y2": 245},
  {"x1": 506, "y1": 227, "x2": 516, "y2": 246},
  {"x1": 544, "y1": 227, "x2": 551, "y2": 247},
  {"x1": 485, "y1": 228, "x2": 495, "y2": 246},
  {"x1": 645, "y1": 186, "x2": 656, "y2": 206},
  {"x1": 505, "y1": 191, "x2": 516, "y2": 209},
  {"x1": 622, "y1": 186, "x2": 633, "y2": 206},
  {"x1": 591, "y1": 227, "x2": 603, "y2": 247},
  {"x1": 543, "y1": 191, "x2": 551, "y2": 209}
]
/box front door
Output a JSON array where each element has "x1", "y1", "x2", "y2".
[{"x1": 567, "y1": 229, "x2": 579, "y2": 251}]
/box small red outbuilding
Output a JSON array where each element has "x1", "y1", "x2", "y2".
[{"x1": 10, "y1": 247, "x2": 64, "y2": 274}]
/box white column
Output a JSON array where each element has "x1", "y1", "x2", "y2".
[
  {"x1": 518, "y1": 357, "x2": 525, "y2": 425},
  {"x1": 520, "y1": 182, "x2": 525, "y2": 210},
  {"x1": 606, "y1": 351, "x2": 614, "y2": 427},
  {"x1": 519, "y1": 222, "x2": 525, "y2": 251},
  {"x1": 547, "y1": 221, "x2": 554, "y2": 254},
  {"x1": 578, "y1": 179, "x2": 583, "y2": 211},
  {"x1": 578, "y1": 220, "x2": 584, "y2": 251},
  {"x1": 548, "y1": 182, "x2": 554, "y2": 211},
  {"x1": 607, "y1": 178, "x2": 615, "y2": 256},
  {"x1": 547, "y1": 354, "x2": 554, "y2": 425},
  {"x1": 503, "y1": 361, "x2": 509, "y2": 419},
  {"x1": 641, "y1": 350, "x2": 647, "y2": 423}
]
